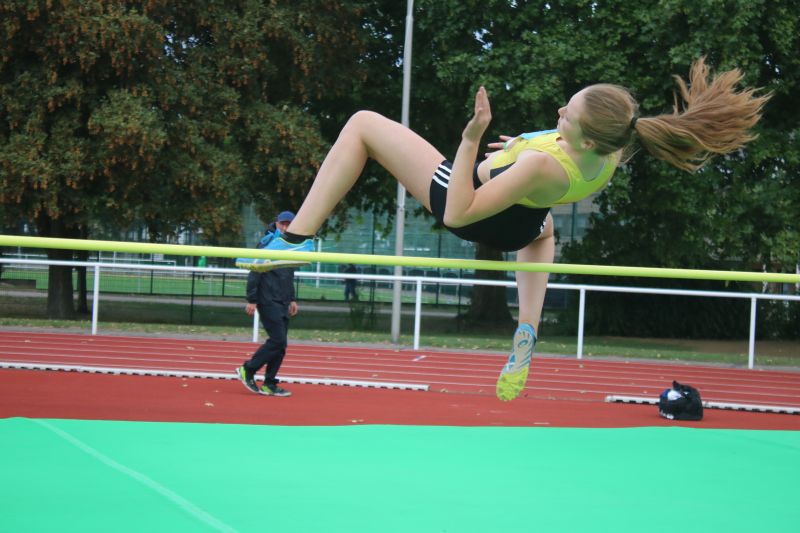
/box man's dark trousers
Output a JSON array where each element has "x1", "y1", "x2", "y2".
[{"x1": 244, "y1": 301, "x2": 289, "y2": 386}]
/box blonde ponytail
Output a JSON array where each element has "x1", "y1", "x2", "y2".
[
  {"x1": 580, "y1": 58, "x2": 770, "y2": 172},
  {"x1": 635, "y1": 57, "x2": 771, "y2": 172}
]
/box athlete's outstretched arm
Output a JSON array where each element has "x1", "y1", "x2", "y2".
[
  {"x1": 443, "y1": 88, "x2": 565, "y2": 227},
  {"x1": 443, "y1": 87, "x2": 492, "y2": 227}
]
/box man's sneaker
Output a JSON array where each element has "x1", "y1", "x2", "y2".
[
  {"x1": 260, "y1": 383, "x2": 292, "y2": 397},
  {"x1": 235, "y1": 237, "x2": 314, "y2": 272},
  {"x1": 496, "y1": 323, "x2": 536, "y2": 401},
  {"x1": 235, "y1": 366, "x2": 259, "y2": 394}
]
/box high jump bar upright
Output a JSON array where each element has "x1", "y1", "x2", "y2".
[{"x1": 1, "y1": 234, "x2": 799, "y2": 284}]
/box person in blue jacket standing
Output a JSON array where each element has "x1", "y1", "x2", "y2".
[{"x1": 236, "y1": 211, "x2": 299, "y2": 396}]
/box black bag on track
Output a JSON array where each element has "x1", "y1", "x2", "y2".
[{"x1": 658, "y1": 381, "x2": 703, "y2": 421}]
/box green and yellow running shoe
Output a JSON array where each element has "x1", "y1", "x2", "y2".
[
  {"x1": 236, "y1": 365, "x2": 259, "y2": 394},
  {"x1": 235, "y1": 237, "x2": 314, "y2": 272},
  {"x1": 260, "y1": 383, "x2": 292, "y2": 397},
  {"x1": 496, "y1": 323, "x2": 536, "y2": 401}
]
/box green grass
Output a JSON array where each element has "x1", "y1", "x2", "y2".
[{"x1": 1, "y1": 267, "x2": 464, "y2": 304}]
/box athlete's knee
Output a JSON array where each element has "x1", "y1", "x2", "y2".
[
  {"x1": 339, "y1": 111, "x2": 373, "y2": 146},
  {"x1": 346, "y1": 110, "x2": 384, "y2": 131}
]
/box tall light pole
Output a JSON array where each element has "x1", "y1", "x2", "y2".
[{"x1": 391, "y1": 0, "x2": 414, "y2": 343}]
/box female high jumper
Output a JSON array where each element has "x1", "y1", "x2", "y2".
[{"x1": 237, "y1": 58, "x2": 769, "y2": 401}]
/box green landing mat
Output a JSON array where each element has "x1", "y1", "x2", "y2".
[{"x1": 1, "y1": 418, "x2": 798, "y2": 533}]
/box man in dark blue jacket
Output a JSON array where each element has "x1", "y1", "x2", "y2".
[{"x1": 236, "y1": 211, "x2": 299, "y2": 396}]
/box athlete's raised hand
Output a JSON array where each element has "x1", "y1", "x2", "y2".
[{"x1": 463, "y1": 86, "x2": 492, "y2": 143}]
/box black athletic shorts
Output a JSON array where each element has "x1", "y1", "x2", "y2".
[{"x1": 429, "y1": 160, "x2": 550, "y2": 252}]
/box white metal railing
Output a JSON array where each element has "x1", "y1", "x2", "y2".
[{"x1": 1, "y1": 258, "x2": 798, "y2": 368}]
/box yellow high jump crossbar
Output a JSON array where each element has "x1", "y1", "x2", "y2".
[{"x1": 1, "y1": 235, "x2": 799, "y2": 284}]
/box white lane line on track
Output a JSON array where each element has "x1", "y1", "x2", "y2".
[
  {"x1": 0, "y1": 362, "x2": 429, "y2": 391},
  {"x1": 6, "y1": 353, "x2": 800, "y2": 397},
  {"x1": 4, "y1": 331, "x2": 799, "y2": 408},
  {"x1": 4, "y1": 334, "x2": 799, "y2": 378},
  {"x1": 4, "y1": 360, "x2": 799, "y2": 407},
  {"x1": 4, "y1": 352, "x2": 800, "y2": 401},
  {"x1": 10, "y1": 344, "x2": 798, "y2": 390},
  {"x1": 2, "y1": 332, "x2": 798, "y2": 369}
]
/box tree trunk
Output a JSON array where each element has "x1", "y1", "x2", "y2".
[
  {"x1": 460, "y1": 243, "x2": 514, "y2": 332},
  {"x1": 46, "y1": 248, "x2": 76, "y2": 319},
  {"x1": 37, "y1": 214, "x2": 76, "y2": 319}
]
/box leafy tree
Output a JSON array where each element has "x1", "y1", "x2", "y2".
[
  {"x1": 4, "y1": 1, "x2": 795, "y2": 339},
  {"x1": 553, "y1": 0, "x2": 800, "y2": 338},
  {"x1": 405, "y1": 0, "x2": 798, "y2": 336},
  {"x1": 0, "y1": 1, "x2": 372, "y2": 317}
]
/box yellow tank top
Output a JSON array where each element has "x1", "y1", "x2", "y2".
[{"x1": 490, "y1": 130, "x2": 617, "y2": 208}]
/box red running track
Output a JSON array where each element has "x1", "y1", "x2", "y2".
[{"x1": 1, "y1": 330, "x2": 799, "y2": 429}]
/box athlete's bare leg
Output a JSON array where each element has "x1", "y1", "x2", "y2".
[
  {"x1": 514, "y1": 213, "x2": 555, "y2": 335},
  {"x1": 287, "y1": 111, "x2": 446, "y2": 235},
  {"x1": 496, "y1": 214, "x2": 554, "y2": 401}
]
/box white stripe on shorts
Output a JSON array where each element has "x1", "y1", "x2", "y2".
[{"x1": 432, "y1": 164, "x2": 451, "y2": 189}]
